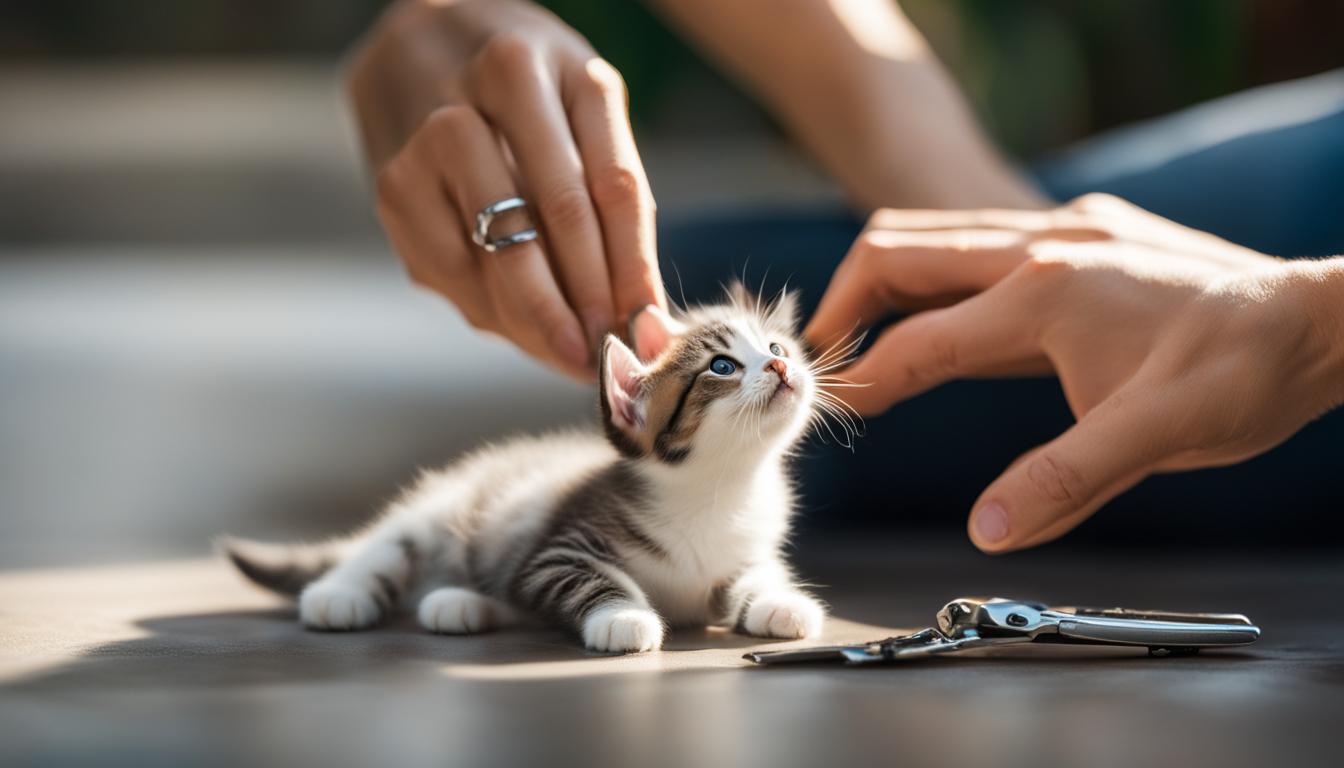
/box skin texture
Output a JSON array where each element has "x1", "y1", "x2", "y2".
[
  {"x1": 806, "y1": 193, "x2": 1344, "y2": 553},
  {"x1": 647, "y1": 0, "x2": 1044, "y2": 210},
  {"x1": 346, "y1": 0, "x2": 1043, "y2": 380},
  {"x1": 347, "y1": 3, "x2": 1344, "y2": 552},
  {"x1": 348, "y1": 0, "x2": 665, "y2": 378}
]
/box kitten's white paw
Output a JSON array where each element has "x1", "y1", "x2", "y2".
[
  {"x1": 582, "y1": 605, "x2": 664, "y2": 654},
  {"x1": 418, "y1": 587, "x2": 495, "y2": 634},
  {"x1": 743, "y1": 591, "x2": 825, "y2": 639},
  {"x1": 299, "y1": 580, "x2": 381, "y2": 631}
]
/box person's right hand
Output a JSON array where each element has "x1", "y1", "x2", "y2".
[
  {"x1": 806, "y1": 194, "x2": 1344, "y2": 552},
  {"x1": 347, "y1": 0, "x2": 664, "y2": 378}
]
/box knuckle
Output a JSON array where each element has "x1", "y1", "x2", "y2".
[
  {"x1": 475, "y1": 33, "x2": 541, "y2": 84},
  {"x1": 588, "y1": 165, "x2": 643, "y2": 209},
  {"x1": 1067, "y1": 192, "x2": 1129, "y2": 216},
  {"x1": 420, "y1": 104, "x2": 477, "y2": 151},
  {"x1": 848, "y1": 232, "x2": 888, "y2": 269},
  {"x1": 460, "y1": 306, "x2": 491, "y2": 332},
  {"x1": 373, "y1": 163, "x2": 406, "y2": 212},
  {"x1": 1019, "y1": 250, "x2": 1077, "y2": 283},
  {"x1": 855, "y1": 229, "x2": 891, "y2": 255},
  {"x1": 537, "y1": 184, "x2": 594, "y2": 229},
  {"x1": 1024, "y1": 452, "x2": 1086, "y2": 504},
  {"x1": 582, "y1": 58, "x2": 627, "y2": 98}
]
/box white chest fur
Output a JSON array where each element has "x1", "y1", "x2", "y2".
[{"x1": 626, "y1": 459, "x2": 793, "y2": 625}]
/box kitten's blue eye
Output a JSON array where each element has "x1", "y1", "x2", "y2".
[
  {"x1": 769, "y1": 343, "x2": 785, "y2": 356},
  {"x1": 709, "y1": 356, "x2": 737, "y2": 376}
]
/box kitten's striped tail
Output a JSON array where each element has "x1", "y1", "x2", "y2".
[{"x1": 216, "y1": 535, "x2": 344, "y2": 596}]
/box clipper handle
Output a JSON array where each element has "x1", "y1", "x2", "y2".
[{"x1": 1053, "y1": 615, "x2": 1261, "y2": 647}]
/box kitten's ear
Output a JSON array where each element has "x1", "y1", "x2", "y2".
[
  {"x1": 600, "y1": 334, "x2": 651, "y2": 454},
  {"x1": 630, "y1": 305, "x2": 686, "y2": 362},
  {"x1": 765, "y1": 290, "x2": 801, "y2": 332},
  {"x1": 725, "y1": 280, "x2": 751, "y2": 309}
]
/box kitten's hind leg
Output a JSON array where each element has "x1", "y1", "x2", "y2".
[
  {"x1": 724, "y1": 561, "x2": 825, "y2": 640},
  {"x1": 514, "y1": 543, "x2": 664, "y2": 653},
  {"x1": 299, "y1": 534, "x2": 418, "y2": 631},
  {"x1": 418, "y1": 586, "x2": 518, "y2": 634}
]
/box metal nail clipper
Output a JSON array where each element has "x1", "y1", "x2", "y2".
[{"x1": 744, "y1": 596, "x2": 1261, "y2": 665}]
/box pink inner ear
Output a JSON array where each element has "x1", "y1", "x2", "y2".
[
  {"x1": 632, "y1": 306, "x2": 686, "y2": 362},
  {"x1": 604, "y1": 339, "x2": 647, "y2": 429}
]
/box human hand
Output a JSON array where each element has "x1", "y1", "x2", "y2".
[
  {"x1": 806, "y1": 194, "x2": 1344, "y2": 552},
  {"x1": 347, "y1": 0, "x2": 663, "y2": 378}
]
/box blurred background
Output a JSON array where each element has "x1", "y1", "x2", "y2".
[{"x1": 3, "y1": 1, "x2": 1344, "y2": 567}]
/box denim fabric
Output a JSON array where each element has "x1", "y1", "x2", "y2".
[{"x1": 657, "y1": 71, "x2": 1344, "y2": 547}]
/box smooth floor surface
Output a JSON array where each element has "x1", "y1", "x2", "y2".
[{"x1": 2, "y1": 541, "x2": 1340, "y2": 767}]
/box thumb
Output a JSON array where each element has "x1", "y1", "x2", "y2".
[{"x1": 968, "y1": 392, "x2": 1168, "y2": 553}]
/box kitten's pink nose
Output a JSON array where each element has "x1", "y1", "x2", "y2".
[{"x1": 765, "y1": 357, "x2": 790, "y2": 385}]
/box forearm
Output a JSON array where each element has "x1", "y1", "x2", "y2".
[{"x1": 646, "y1": 0, "x2": 1046, "y2": 210}]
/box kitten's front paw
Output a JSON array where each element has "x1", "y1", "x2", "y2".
[
  {"x1": 742, "y1": 591, "x2": 824, "y2": 639},
  {"x1": 299, "y1": 580, "x2": 381, "y2": 631},
  {"x1": 582, "y1": 605, "x2": 665, "y2": 654},
  {"x1": 418, "y1": 587, "x2": 494, "y2": 634}
]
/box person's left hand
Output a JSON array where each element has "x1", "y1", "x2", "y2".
[{"x1": 806, "y1": 194, "x2": 1344, "y2": 552}]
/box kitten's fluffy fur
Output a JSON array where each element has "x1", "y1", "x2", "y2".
[{"x1": 223, "y1": 286, "x2": 828, "y2": 653}]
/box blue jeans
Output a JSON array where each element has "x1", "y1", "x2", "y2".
[{"x1": 657, "y1": 71, "x2": 1344, "y2": 547}]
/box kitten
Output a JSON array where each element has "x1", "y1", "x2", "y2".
[{"x1": 222, "y1": 285, "x2": 848, "y2": 653}]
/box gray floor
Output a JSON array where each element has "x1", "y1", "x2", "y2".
[
  {"x1": 2, "y1": 543, "x2": 1339, "y2": 767},
  {"x1": 2, "y1": 63, "x2": 1341, "y2": 767}
]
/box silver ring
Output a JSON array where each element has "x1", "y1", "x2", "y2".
[{"x1": 472, "y1": 197, "x2": 538, "y2": 253}]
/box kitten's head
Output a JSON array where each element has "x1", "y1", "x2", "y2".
[{"x1": 599, "y1": 283, "x2": 818, "y2": 465}]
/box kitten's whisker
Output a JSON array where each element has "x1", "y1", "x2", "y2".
[
  {"x1": 811, "y1": 396, "x2": 859, "y2": 448},
  {"x1": 816, "y1": 390, "x2": 863, "y2": 421},
  {"x1": 809, "y1": 327, "x2": 866, "y2": 367},
  {"x1": 810, "y1": 359, "x2": 862, "y2": 376},
  {"x1": 809, "y1": 340, "x2": 867, "y2": 375},
  {"x1": 811, "y1": 336, "x2": 867, "y2": 369},
  {"x1": 815, "y1": 374, "x2": 864, "y2": 383},
  {"x1": 815, "y1": 381, "x2": 873, "y2": 389},
  {"x1": 671, "y1": 262, "x2": 690, "y2": 314},
  {"x1": 814, "y1": 391, "x2": 865, "y2": 438},
  {"x1": 812, "y1": 408, "x2": 850, "y2": 448}
]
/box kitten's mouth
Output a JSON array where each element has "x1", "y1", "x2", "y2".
[{"x1": 768, "y1": 379, "x2": 794, "y2": 406}]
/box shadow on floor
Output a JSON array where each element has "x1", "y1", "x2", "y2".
[
  {"x1": 3, "y1": 606, "x2": 794, "y2": 691},
  {"x1": 5, "y1": 602, "x2": 1275, "y2": 694}
]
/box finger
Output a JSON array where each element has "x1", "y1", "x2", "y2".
[
  {"x1": 411, "y1": 105, "x2": 590, "y2": 375},
  {"x1": 374, "y1": 139, "x2": 497, "y2": 332},
  {"x1": 868, "y1": 207, "x2": 1098, "y2": 233},
  {"x1": 480, "y1": 246, "x2": 594, "y2": 380},
  {"x1": 826, "y1": 281, "x2": 1048, "y2": 415},
  {"x1": 565, "y1": 58, "x2": 666, "y2": 325},
  {"x1": 967, "y1": 390, "x2": 1170, "y2": 553},
  {"x1": 469, "y1": 40, "x2": 616, "y2": 351},
  {"x1": 804, "y1": 228, "x2": 1036, "y2": 353},
  {"x1": 1067, "y1": 192, "x2": 1263, "y2": 265}
]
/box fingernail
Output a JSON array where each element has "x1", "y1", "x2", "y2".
[
  {"x1": 973, "y1": 503, "x2": 1009, "y2": 544},
  {"x1": 626, "y1": 304, "x2": 652, "y2": 344},
  {"x1": 554, "y1": 323, "x2": 591, "y2": 370}
]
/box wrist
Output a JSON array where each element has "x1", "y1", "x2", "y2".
[{"x1": 1295, "y1": 257, "x2": 1344, "y2": 410}]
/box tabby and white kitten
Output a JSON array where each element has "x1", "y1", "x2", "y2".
[{"x1": 223, "y1": 286, "x2": 839, "y2": 653}]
